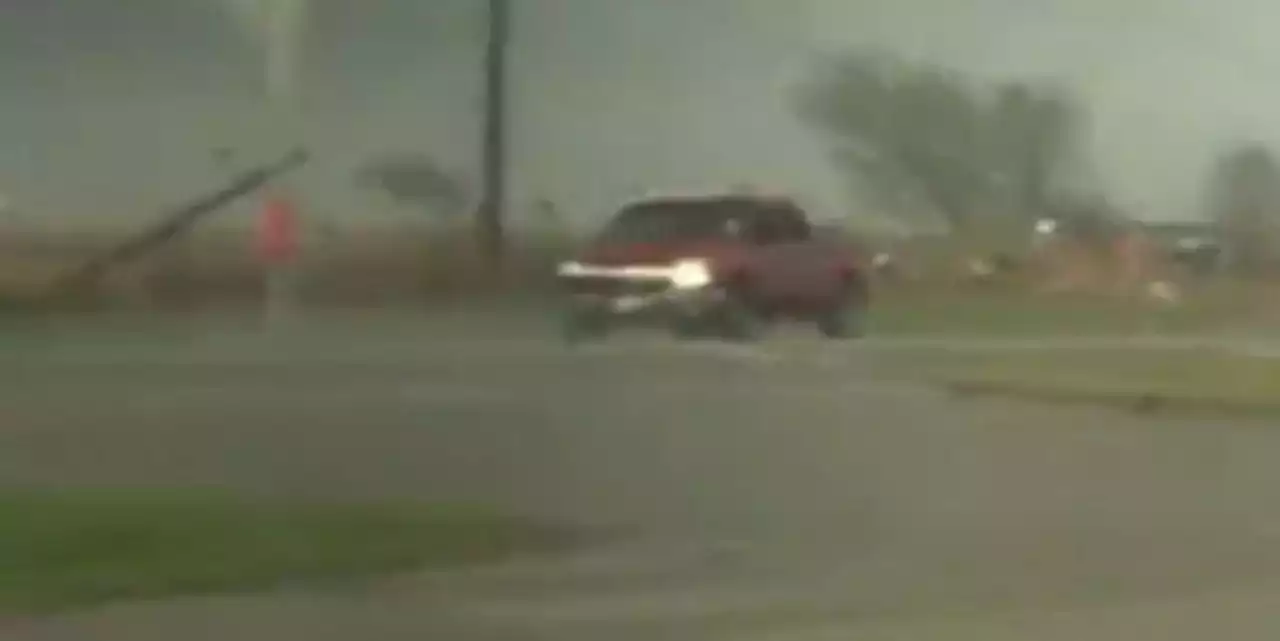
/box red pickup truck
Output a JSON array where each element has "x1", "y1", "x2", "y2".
[{"x1": 555, "y1": 193, "x2": 868, "y2": 342}]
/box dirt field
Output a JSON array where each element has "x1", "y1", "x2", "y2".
[{"x1": 5, "y1": 311, "x2": 1280, "y2": 640}]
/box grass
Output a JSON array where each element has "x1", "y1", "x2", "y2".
[
  {"x1": 867, "y1": 286, "x2": 1252, "y2": 336},
  {"x1": 0, "y1": 488, "x2": 578, "y2": 615},
  {"x1": 888, "y1": 347, "x2": 1280, "y2": 417}
]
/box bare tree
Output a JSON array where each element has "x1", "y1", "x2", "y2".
[
  {"x1": 355, "y1": 152, "x2": 470, "y2": 218},
  {"x1": 986, "y1": 82, "x2": 1083, "y2": 219},
  {"x1": 1205, "y1": 142, "x2": 1280, "y2": 274},
  {"x1": 796, "y1": 50, "x2": 1088, "y2": 229}
]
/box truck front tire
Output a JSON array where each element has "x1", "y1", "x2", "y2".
[
  {"x1": 562, "y1": 306, "x2": 610, "y2": 345},
  {"x1": 716, "y1": 283, "x2": 765, "y2": 342}
]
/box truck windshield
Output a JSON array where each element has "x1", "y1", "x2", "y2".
[{"x1": 598, "y1": 201, "x2": 744, "y2": 243}]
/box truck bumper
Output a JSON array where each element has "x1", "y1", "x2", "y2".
[{"x1": 565, "y1": 285, "x2": 726, "y2": 326}]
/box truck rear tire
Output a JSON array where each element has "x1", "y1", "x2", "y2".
[{"x1": 817, "y1": 277, "x2": 868, "y2": 339}]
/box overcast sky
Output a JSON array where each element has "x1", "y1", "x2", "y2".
[{"x1": 4, "y1": 0, "x2": 1280, "y2": 225}]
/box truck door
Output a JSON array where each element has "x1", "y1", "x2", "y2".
[{"x1": 749, "y1": 204, "x2": 826, "y2": 305}]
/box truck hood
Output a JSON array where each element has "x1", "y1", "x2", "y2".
[{"x1": 579, "y1": 241, "x2": 731, "y2": 266}]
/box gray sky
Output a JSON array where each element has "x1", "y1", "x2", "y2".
[{"x1": 4, "y1": 0, "x2": 1280, "y2": 226}]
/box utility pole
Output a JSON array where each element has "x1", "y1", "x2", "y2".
[
  {"x1": 478, "y1": 0, "x2": 510, "y2": 272},
  {"x1": 259, "y1": 0, "x2": 307, "y2": 325}
]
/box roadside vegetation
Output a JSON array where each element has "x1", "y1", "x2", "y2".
[
  {"x1": 0, "y1": 488, "x2": 576, "y2": 614},
  {"x1": 868, "y1": 282, "x2": 1263, "y2": 336},
  {"x1": 888, "y1": 347, "x2": 1280, "y2": 417}
]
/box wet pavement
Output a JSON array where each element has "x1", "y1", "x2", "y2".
[{"x1": 5, "y1": 312, "x2": 1280, "y2": 639}]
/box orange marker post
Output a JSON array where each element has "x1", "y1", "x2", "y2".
[{"x1": 256, "y1": 192, "x2": 300, "y2": 325}]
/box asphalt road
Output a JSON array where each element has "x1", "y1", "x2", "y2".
[{"x1": 8, "y1": 313, "x2": 1280, "y2": 639}]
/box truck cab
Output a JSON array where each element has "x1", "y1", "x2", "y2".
[{"x1": 556, "y1": 193, "x2": 867, "y2": 342}]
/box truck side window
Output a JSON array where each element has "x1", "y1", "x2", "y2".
[
  {"x1": 783, "y1": 210, "x2": 812, "y2": 241},
  {"x1": 745, "y1": 210, "x2": 785, "y2": 245},
  {"x1": 765, "y1": 206, "x2": 811, "y2": 243}
]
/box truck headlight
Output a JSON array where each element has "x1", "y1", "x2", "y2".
[
  {"x1": 669, "y1": 259, "x2": 712, "y2": 289},
  {"x1": 557, "y1": 261, "x2": 586, "y2": 276}
]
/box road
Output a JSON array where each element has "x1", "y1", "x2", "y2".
[{"x1": 7, "y1": 312, "x2": 1280, "y2": 639}]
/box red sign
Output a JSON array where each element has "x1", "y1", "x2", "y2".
[{"x1": 256, "y1": 193, "x2": 299, "y2": 264}]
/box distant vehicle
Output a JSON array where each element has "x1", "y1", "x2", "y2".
[
  {"x1": 555, "y1": 193, "x2": 868, "y2": 342},
  {"x1": 1169, "y1": 236, "x2": 1223, "y2": 276}
]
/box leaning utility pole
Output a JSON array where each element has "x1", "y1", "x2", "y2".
[{"x1": 478, "y1": 0, "x2": 510, "y2": 272}]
